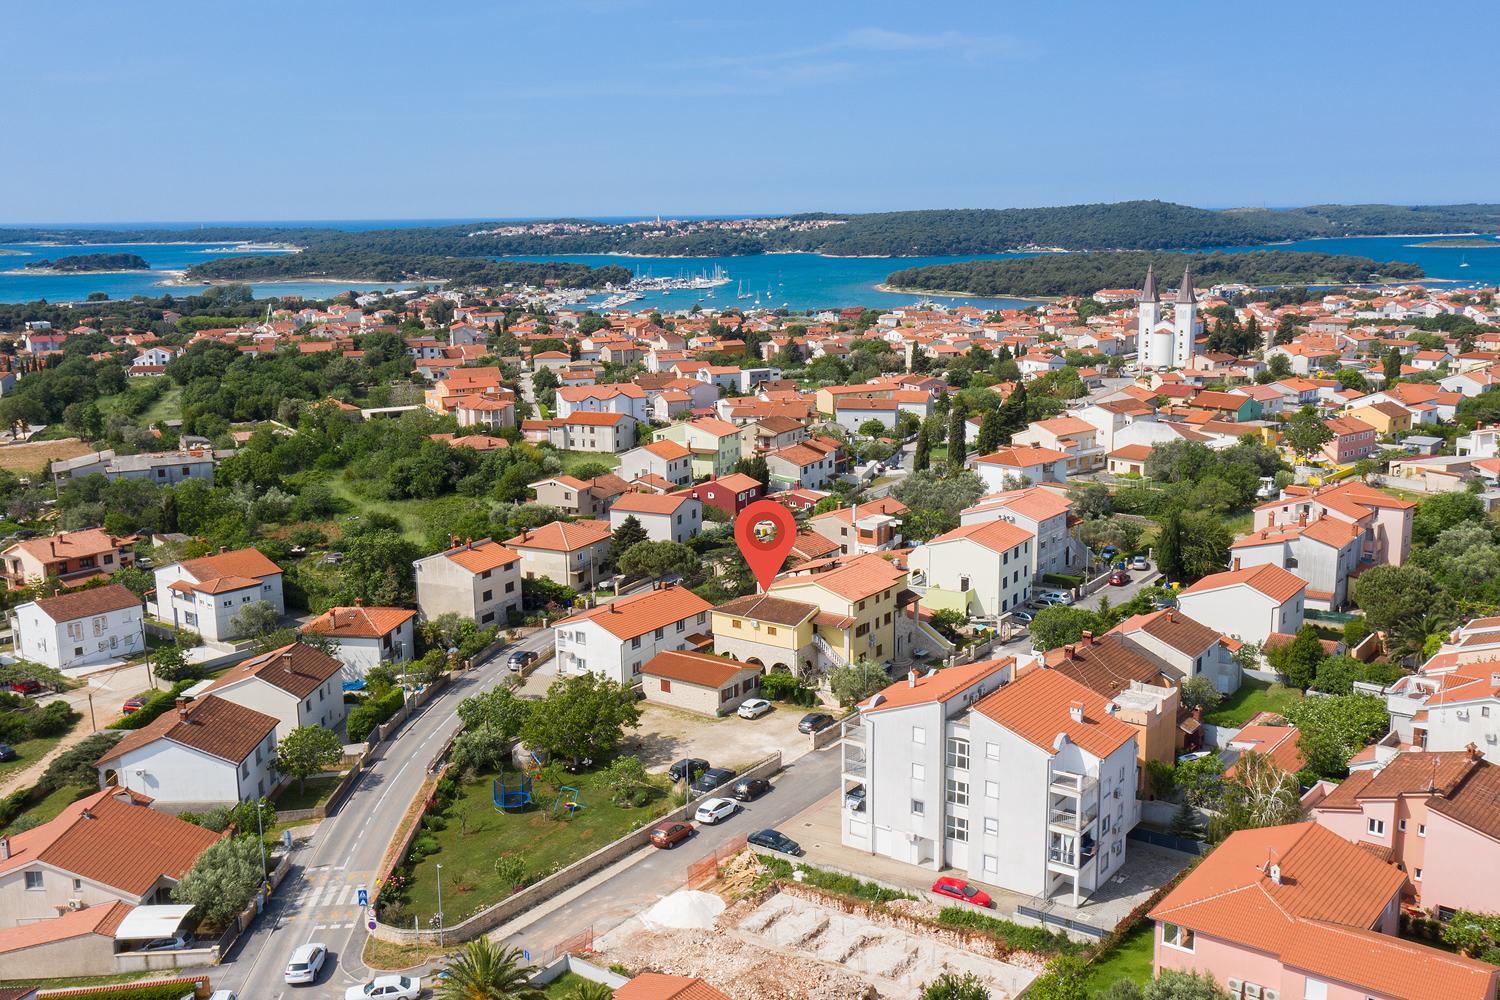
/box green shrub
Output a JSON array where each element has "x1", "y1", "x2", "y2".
[
  {"x1": 54, "y1": 984, "x2": 211, "y2": 1000},
  {"x1": 27, "y1": 699, "x2": 79, "y2": 737},
  {"x1": 108, "y1": 680, "x2": 198, "y2": 730},
  {"x1": 935, "y1": 906, "x2": 1080, "y2": 955},
  {"x1": 759, "y1": 671, "x2": 817, "y2": 706},
  {"x1": 347, "y1": 687, "x2": 405, "y2": 742}
]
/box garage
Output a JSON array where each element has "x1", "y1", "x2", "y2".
[{"x1": 640, "y1": 649, "x2": 763, "y2": 717}]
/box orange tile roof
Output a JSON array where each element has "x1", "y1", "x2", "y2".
[
  {"x1": 1179, "y1": 563, "x2": 1306, "y2": 604},
  {"x1": 615, "y1": 973, "x2": 732, "y2": 1000},
  {"x1": 177, "y1": 546, "x2": 282, "y2": 584},
  {"x1": 0, "y1": 899, "x2": 133, "y2": 954},
  {"x1": 962, "y1": 487, "x2": 1072, "y2": 522},
  {"x1": 32, "y1": 583, "x2": 140, "y2": 622},
  {"x1": 611, "y1": 492, "x2": 696, "y2": 516},
  {"x1": 685, "y1": 417, "x2": 740, "y2": 437},
  {"x1": 1225, "y1": 724, "x2": 1306, "y2": 776},
  {"x1": 5, "y1": 528, "x2": 126, "y2": 564},
  {"x1": 560, "y1": 410, "x2": 630, "y2": 426},
  {"x1": 96, "y1": 694, "x2": 277, "y2": 767},
  {"x1": 555, "y1": 584, "x2": 713, "y2": 640},
  {"x1": 863, "y1": 657, "x2": 1015, "y2": 713},
  {"x1": 973, "y1": 666, "x2": 1136, "y2": 759},
  {"x1": 925, "y1": 517, "x2": 1033, "y2": 554},
  {"x1": 505, "y1": 519, "x2": 613, "y2": 552},
  {"x1": 642, "y1": 649, "x2": 759, "y2": 688},
  {"x1": 975, "y1": 445, "x2": 1071, "y2": 466},
  {"x1": 770, "y1": 552, "x2": 906, "y2": 603},
  {"x1": 440, "y1": 538, "x2": 522, "y2": 573},
  {"x1": 1280, "y1": 918, "x2": 1497, "y2": 1000},
  {"x1": 204, "y1": 642, "x2": 342, "y2": 699},
  {"x1": 641, "y1": 440, "x2": 693, "y2": 460},
  {"x1": 0, "y1": 788, "x2": 220, "y2": 896},
  {"x1": 807, "y1": 496, "x2": 907, "y2": 526},
  {"x1": 303, "y1": 605, "x2": 416, "y2": 639},
  {"x1": 1108, "y1": 444, "x2": 1154, "y2": 461}
]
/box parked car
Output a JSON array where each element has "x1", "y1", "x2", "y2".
[
  {"x1": 136, "y1": 936, "x2": 187, "y2": 952},
  {"x1": 737, "y1": 698, "x2": 772, "y2": 719},
  {"x1": 748, "y1": 828, "x2": 803, "y2": 856},
  {"x1": 135, "y1": 556, "x2": 154, "y2": 569},
  {"x1": 649, "y1": 820, "x2": 694, "y2": 849},
  {"x1": 506, "y1": 650, "x2": 536, "y2": 673},
  {"x1": 0, "y1": 744, "x2": 16, "y2": 762},
  {"x1": 798, "y1": 712, "x2": 835, "y2": 734},
  {"x1": 732, "y1": 777, "x2": 771, "y2": 801},
  {"x1": 1035, "y1": 591, "x2": 1074, "y2": 607},
  {"x1": 1009, "y1": 610, "x2": 1034, "y2": 624},
  {"x1": 122, "y1": 695, "x2": 148, "y2": 714},
  {"x1": 1130, "y1": 556, "x2": 1149, "y2": 571},
  {"x1": 694, "y1": 796, "x2": 739, "y2": 825},
  {"x1": 207, "y1": 991, "x2": 238, "y2": 1000},
  {"x1": 844, "y1": 784, "x2": 866, "y2": 811},
  {"x1": 932, "y1": 876, "x2": 992, "y2": 908},
  {"x1": 690, "y1": 766, "x2": 736, "y2": 795},
  {"x1": 8, "y1": 679, "x2": 41, "y2": 696},
  {"x1": 345, "y1": 975, "x2": 420, "y2": 1000},
  {"x1": 285, "y1": 942, "x2": 327, "y2": 985},
  {"x1": 668, "y1": 758, "x2": 710, "y2": 783},
  {"x1": 1099, "y1": 545, "x2": 1119, "y2": 561},
  {"x1": 1108, "y1": 571, "x2": 1130, "y2": 586}
]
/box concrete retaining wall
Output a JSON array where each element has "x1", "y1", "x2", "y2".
[{"x1": 370, "y1": 751, "x2": 785, "y2": 945}]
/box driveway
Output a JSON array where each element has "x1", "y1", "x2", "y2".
[
  {"x1": 1077, "y1": 564, "x2": 1161, "y2": 612},
  {"x1": 625, "y1": 702, "x2": 812, "y2": 774}
]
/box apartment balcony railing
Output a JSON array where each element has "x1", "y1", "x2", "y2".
[
  {"x1": 1047, "y1": 843, "x2": 1099, "y2": 868},
  {"x1": 1048, "y1": 770, "x2": 1097, "y2": 798},
  {"x1": 1048, "y1": 801, "x2": 1099, "y2": 830}
]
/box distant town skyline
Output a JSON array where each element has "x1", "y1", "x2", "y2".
[{"x1": 6, "y1": 0, "x2": 1497, "y2": 223}]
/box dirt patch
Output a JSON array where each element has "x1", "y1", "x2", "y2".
[
  {"x1": 0, "y1": 437, "x2": 94, "y2": 475},
  {"x1": 624, "y1": 702, "x2": 808, "y2": 773}
]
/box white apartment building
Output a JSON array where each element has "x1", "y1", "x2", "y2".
[
  {"x1": 413, "y1": 538, "x2": 523, "y2": 627},
  {"x1": 12, "y1": 584, "x2": 143, "y2": 671},
  {"x1": 909, "y1": 519, "x2": 1035, "y2": 619},
  {"x1": 842, "y1": 660, "x2": 1138, "y2": 906},
  {"x1": 552, "y1": 584, "x2": 715, "y2": 685},
  {"x1": 960, "y1": 486, "x2": 1083, "y2": 579},
  {"x1": 1175, "y1": 563, "x2": 1307, "y2": 647},
  {"x1": 151, "y1": 547, "x2": 285, "y2": 643},
  {"x1": 608, "y1": 492, "x2": 702, "y2": 544}
]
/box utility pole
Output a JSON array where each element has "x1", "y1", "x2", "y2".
[
  {"x1": 85, "y1": 690, "x2": 96, "y2": 732},
  {"x1": 255, "y1": 800, "x2": 268, "y2": 891},
  {"x1": 435, "y1": 863, "x2": 444, "y2": 947}
]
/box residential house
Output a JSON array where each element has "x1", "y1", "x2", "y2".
[
  {"x1": 710, "y1": 593, "x2": 821, "y2": 678},
  {"x1": 608, "y1": 492, "x2": 702, "y2": 544},
  {"x1": 805, "y1": 497, "x2": 907, "y2": 556},
  {"x1": 618, "y1": 441, "x2": 694, "y2": 487},
  {"x1": 640, "y1": 649, "x2": 762, "y2": 717},
  {"x1": 504, "y1": 519, "x2": 613, "y2": 590},
  {"x1": 554, "y1": 383, "x2": 649, "y2": 423},
  {"x1": 94, "y1": 695, "x2": 279, "y2": 807},
  {"x1": 677, "y1": 473, "x2": 763, "y2": 517},
  {"x1": 1176, "y1": 564, "x2": 1307, "y2": 646},
  {"x1": 552, "y1": 584, "x2": 714, "y2": 685},
  {"x1": 1253, "y1": 481, "x2": 1415, "y2": 569},
  {"x1": 1012, "y1": 417, "x2": 1105, "y2": 473},
  {"x1": 2, "y1": 529, "x2": 136, "y2": 590},
  {"x1": 655, "y1": 418, "x2": 743, "y2": 479},
  {"x1": 301, "y1": 605, "x2": 417, "y2": 679},
  {"x1": 766, "y1": 442, "x2": 837, "y2": 491},
  {"x1": 546, "y1": 411, "x2": 636, "y2": 453},
  {"x1": 50, "y1": 449, "x2": 217, "y2": 488},
  {"x1": 12, "y1": 584, "x2": 143, "y2": 672},
  {"x1": 1321, "y1": 414, "x2": 1378, "y2": 465},
  {"x1": 0, "y1": 787, "x2": 219, "y2": 928},
  {"x1": 1109, "y1": 608, "x2": 1243, "y2": 695},
  {"x1": 910, "y1": 519, "x2": 1035, "y2": 619},
  {"x1": 199, "y1": 641, "x2": 345, "y2": 738},
  {"x1": 1349, "y1": 401, "x2": 1414, "y2": 436},
  {"x1": 1231, "y1": 515, "x2": 1364, "y2": 611},
  {"x1": 413, "y1": 537, "x2": 522, "y2": 628},
  {"x1": 768, "y1": 553, "x2": 910, "y2": 668},
  {"x1": 959, "y1": 487, "x2": 1083, "y2": 578},
  {"x1": 1149, "y1": 822, "x2": 1496, "y2": 1000},
  {"x1": 971, "y1": 445, "x2": 1070, "y2": 491},
  {"x1": 528, "y1": 475, "x2": 629, "y2": 518},
  {"x1": 843, "y1": 663, "x2": 1137, "y2": 906},
  {"x1": 152, "y1": 547, "x2": 285, "y2": 643}
]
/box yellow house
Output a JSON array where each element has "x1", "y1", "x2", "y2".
[
  {"x1": 655, "y1": 417, "x2": 742, "y2": 480},
  {"x1": 711, "y1": 594, "x2": 818, "y2": 676},
  {"x1": 768, "y1": 553, "x2": 908, "y2": 667},
  {"x1": 1347, "y1": 401, "x2": 1413, "y2": 436}
]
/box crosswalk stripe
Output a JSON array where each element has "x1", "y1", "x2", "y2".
[{"x1": 335, "y1": 884, "x2": 352, "y2": 907}]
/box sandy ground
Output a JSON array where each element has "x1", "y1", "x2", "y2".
[
  {"x1": 623, "y1": 701, "x2": 812, "y2": 773},
  {"x1": 0, "y1": 437, "x2": 95, "y2": 474}
]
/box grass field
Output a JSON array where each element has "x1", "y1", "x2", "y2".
[
  {"x1": 1203, "y1": 676, "x2": 1303, "y2": 727},
  {"x1": 0, "y1": 783, "x2": 91, "y2": 833},
  {"x1": 402, "y1": 766, "x2": 670, "y2": 922},
  {"x1": 0, "y1": 731, "x2": 69, "y2": 783},
  {"x1": 554, "y1": 450, "x2": 621, "y2": 477},
  {"x1": 273, "y1": 773, "x2": 345, "y2": 813},
  {"x1": 544, "y1": 971, "x2": 603, "y2": 997},
  {"x1": 0, "y1": 437, "x2": 94, "y2": 475},
  {"x1": 1083, "y1": 922, "x2": 1155, "y2": 992}
]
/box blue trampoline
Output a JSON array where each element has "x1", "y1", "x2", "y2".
[{"x1": 493, "y1": 771, "x2": 534, "y2": 811}]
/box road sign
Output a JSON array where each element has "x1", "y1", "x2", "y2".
[
  {"x1": 367, "y1": 915, "x2": 376, "y2": 930},
  {"x1": 357, "y1": 884, "x2": 369, "y2": 907},
  {"x1": 523, "y1": 949, "x2": 531, "y2": 962}
]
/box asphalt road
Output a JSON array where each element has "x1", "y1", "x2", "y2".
[{"x1": 216, "y1": 627, "x2": 556, "y2": 1000}]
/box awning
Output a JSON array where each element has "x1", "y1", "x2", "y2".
[{"x1": 114, "y1": 904, "x2": 194, "y2": 941}]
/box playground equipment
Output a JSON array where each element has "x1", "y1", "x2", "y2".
[
  {"x1": 552, "y1": 785, "x2": 584, "y2": 817},
  {"x1": 492, "y1": 771, "x2": 533, "y2": 811}
]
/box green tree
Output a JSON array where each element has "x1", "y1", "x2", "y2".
[
  {"x1": 974, "y1": 409, "x2": 1003, "y2": 454},
  {"x1": 1029, "y1": 606, "x2": 1103, "y2": 651},
  {"x1": 608, "y1": 515, "x2": 649, "y2": 565},
  {"x1": 912, "y1": 423, "x2": 931, "y2": 472},
  {"x1": 1412, "y1": 489, "x2": 1485, "y2": 546},
  {"x1": 1178, "y1": 675, "x2": 1223, "y2": 714},
  {"x1": 920, "y1": 971, "x2": 991, "y2": 1000},
  {"x1": 532, "y1": 366, "x2": 560, "y2": 408},
  {"x1": 1285, "y1": 693, "x2": 1391, "y2": 778},
  {"x1": 1145, "y1": 971, "x2": 1233, "y2": 1000},
  {"x1": 1175, "y1": 754, "x2": 1228, "y2": 809},
  {"x1": 274, "y1": 725, "x2": 344, "y2": 794},
  {"x1": 172, "y1": 834, "x2": 265, "y2": 928},
  {"x1": 947, "y1": 406, "x2": 967, "y2": 472},
  {"x1": 734, "y1": 455, "x2": 769, "y2": 486},
  {"x1": 1282, "y1": 405, "x2": 1334, "y2": 462},
  {"x1": 1155, "y1": 509, "x2": 1187, "y2": 582},
  {"x1": 229, "y1": 599, "x2": 280, "y2": 640},
  {"x1": 1268, "y1": 625, "x2": 1324, "y2": 690},
  {"x1": 521, "y1": 673, "x2": 641, "y2": 769},
  {"x1": 603, "y1": 754, "x2": 652, "y2": 807},
  {"x1": 1168, "y1": 798, "x2": 1201, "y2": 841},
  {"x1": 858, "y1": 418, "x2": 888, "y2": 439},
  {"x1": 1208, "y1": 749, "x2": 1304, "y2": 842},
  {"x1": 1024, "y1": 954, "x2": 1089, "y2": 1000},
  {"x1": 152, "y1": 643, "x2": 195, "y2": 683},
  {"x1": 891, "y1": 469, "x2": 986, "y2": 540},
  {"x1": 1383, "y1": 346, "x2": 1402, "y2": 387},
  {"x1": 617, "y1": 541, "x2": 702, "y2": 582},
  {"x1": 829, "y1": 659, "x2": 892, "y2": 707},
  {"x1": 1351, "y1": 564, "x2": 1455, "y2": 658},
  {"x1": 435, "y1": 939, "x2": 543, "y2": 1000}
]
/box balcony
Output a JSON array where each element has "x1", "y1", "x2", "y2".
[
  {"x1": 1047, "y1": 839, "x2": 1099, "y2": 869},
  {"x1": 1048, "y1": 770, "x2": 1097, "y2": 798},
  {"x1": 1048, "y1": 800, "x2": 1099, "y2": 831},
  {"x1": 840, "y1": 714, "x2": 866, "y2": 743}
]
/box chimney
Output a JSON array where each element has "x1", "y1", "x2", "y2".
[
  {"x1": 1064, "y1": 644, "x2": 1075, "y2": 660},
  {"x1": 1298, "y1": 509, "x2": 1308, "y2": 526},
  {"x1": 354, "y1": 597, "x2": 364, "y2": 607},
  {"x1": 282, "y1": 650, "x2": 293, "y2": 672},
  {"x1": 1166, "y1": 610, "x2": 1176, "y2": 623},
  {"x1": 1468, "y1": 742, "x2": 1483, "y2": 762},
  {"x1": 908, "y1": 669, "x2": 918, "y2": 689},
  {"x1": 1269, "y1": 862, "x2": 1282, "y2": 885},
  {"x1": 1068, "y1": 701, "x2": 1084, "y2": 723},
  {"x1": 1080, "y1": 630, "x2": 1093, "y2": 647},
  {"x1": 175, "y1": 697, "x2": 189, "y2": 720},
  {"x1": 1232, "y1": 557, "x2": 1241, "y2": 571}
]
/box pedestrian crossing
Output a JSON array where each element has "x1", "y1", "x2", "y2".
[{"x1": 285, "y1": 868, "x2": 375, "y2": 930}]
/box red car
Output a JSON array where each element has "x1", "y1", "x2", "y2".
[
  {"x1": 1108, "y1": 571, "x2": 1131, "y2": 587},
  {"x1": 9, "y1": 679, "x2": 41, "y2": 696},
  {"x1": 932, "y1": 877, "x2": 992, "y2": 908},
  {"x1": 648, "y1": 821, "x2": 693, "y2": 849},
  {"x1": 122, "y1": 696, "x2": 148, "y2": 714}
]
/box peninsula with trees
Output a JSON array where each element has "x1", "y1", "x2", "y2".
[
  {"x1": 183, "y1": 253, "x2": 632, "y2": 289},
  {"x1": 20, "y1": 252, "x2": 151, "y2": 273}
]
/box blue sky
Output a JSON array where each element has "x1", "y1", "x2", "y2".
[{"x1": 6, "y1": 0, "x2": 1497, "y2": 223}]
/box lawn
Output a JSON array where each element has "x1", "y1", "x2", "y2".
[
  {"x1": 273, "y1": 773, "x2": 345, "y2": 813},
  {"x1": 554, "y1": 450, "x2": 621, "y2": 477},
  {"x1": 544, "y1": 971, "x2": 606, "y2": 997},
  {"x1": 0, "y1": 731, "x2": 68, "y2": 783},
  {"x1": 0, "y1": 783, "x2": 91, "y2": 833},
  {"x1": 1203, "y1": 676, "x2": 1303, "y2": 727},
  {"x1": 1084, "y1": 922, "x2": 1156, "y2": 992},
  {"x1": 1222, "y1": 508, "x2": 1256, "y2": 538},
  {"x1": 400, "y1": 765, "x2": 670, "y2": 924}
]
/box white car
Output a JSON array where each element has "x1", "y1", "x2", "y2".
[
  {"x1": 346, "y1": 975, "x2": 421, "y2": 1000},
  {"x1": 694, "y1": 796, "x2": 739, "y2": 825},
  {"x1": 285, "y1": 941, "x2": 327, "y2": 985},
  {"x1": 737, "y1": 698, "x2": 772, "y2": 719}
]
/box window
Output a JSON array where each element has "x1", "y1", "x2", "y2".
[
  {"x1": 482, "y1": 590, "x2": 492, "y2": 602},
  {"x1": 72, "y1": 878, "x2": 82, "y2": 891},
  {"x1": 1102, "y1": 814, "x2": 1110, "y2": 833},
  {"x1": 1302, "y1": 978, "x2": 1328, "y2": 1000},
  {"x1": 67, "y1": 622, "x2": 83, "y2": 640},
  {"x1": 1414, "y1": 868, "x2": 1423, "y2": 880},
  {"x1": 945, "y1": 737, "x2": 970, "y2": 770},
  {"x1": 505, "y1": 581, "x2": 515, "y2": 593},
  {"x1": 661, "y1": 679, "x2": 672, "y2": 693},
  {"x1": 911, "y1": 727, "x2": 926, "y2": 745},
  {"x1": 24, "y1": 871, "x2": 42, "y2": 890},
  {"x1": 1161, "y1": 923, "x2": 1194, "y2": 952},
  {"x1": 1367, "y1": 818, "x2": 1385, "y2": 836},
  {"x1": 241, "y1": 762, "x2": 249, "y2": 778},
  {"x1": 1418, "y1": 824, "x2": 1426, "y2": 837},
  {"x1": 911, "y1": 799, "x2": 924, "y2": 816},
  {"x1": 944, "y1": 815, "x2": 969, "y2": 842},
  {"x1": 1399, "y1": 819, "x2": 1406, "y2": 832},
  {"x1": 945, "y1": 778, "x2": 969, "y2": 806},
  {"x1": 985, "y1": 780, "x2": 999, "y2": 798},
  {"x1": 911, "y1": 763, "x2": 925, "y2": 781},
  {"x1": 983, "y1": 817, "x2": 998, "y2": 835},
  {"x1": 676, "y1": 620, "x2": 685, "y2": 632},
  {"x1": 654, "y1": 627, "x2": 664, "y2": 640},
  {"x1": 983, "y1": 854, "x2": 998, "y2": 873},
  {"x1": 632, "y1": 636, "x2": 642, "y2": 649}
]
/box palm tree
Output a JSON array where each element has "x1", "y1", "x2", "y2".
[
  {"x1": 436, "y1": 939, "x2": 544, "y2": 1000},
  {"x1": 564, "y1": 982, "x2": 615, "y2": 1000}
]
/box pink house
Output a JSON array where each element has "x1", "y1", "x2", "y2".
[
  {"x1": 1150, "y1": 822, "x2": 1497, "y2": 1000},
  {"x1": 1253, "y1": 481, "x2": 1415, "y2": 568},
  {"x1": 1321, "y1": 414, "x2": 1378, "y2": 464},
  {"x1": 1310, "y1": 745, "x2": 1500, "y2": 921}
]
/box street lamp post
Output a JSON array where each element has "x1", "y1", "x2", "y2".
[
  {"x1": 85, "y1": 690, "x2": 96, "y2": 732},
  {"x1": 255, "y1": 800, "x2": 268, "y2": 891},
  {"x1": 435, "y1": 863, "x2": 444, "y2": 947}
]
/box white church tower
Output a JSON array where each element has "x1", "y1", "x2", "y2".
[
  {"x1": 1135, "y1": 264, "x2": 1159, "y2": 359},
  {"x1": 1173, "y1": 265, "x2": 1200, "y2": 368}
]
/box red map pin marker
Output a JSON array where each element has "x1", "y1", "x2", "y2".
[{"x1": 734, "y1": 499, "x2": 798, "y2": 593}]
